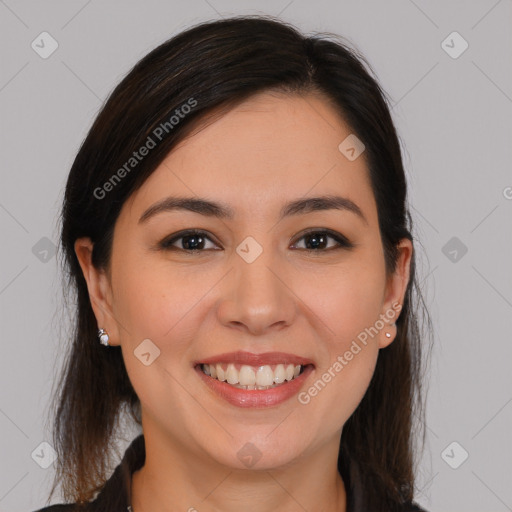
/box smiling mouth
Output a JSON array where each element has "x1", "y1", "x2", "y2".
[{"x1": 198, "y1": 363, "x2": 309, "y2": 390}]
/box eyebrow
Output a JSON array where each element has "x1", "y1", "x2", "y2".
[{"x1": 138, "y1": 194, "x2": 368, "y2": 225}]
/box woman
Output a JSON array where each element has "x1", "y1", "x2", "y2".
[{"x1": 36, "y1": 15, "x2": 431, "y2": 512}]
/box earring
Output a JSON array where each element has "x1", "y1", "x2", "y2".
[
  {"x1": 98, "y1": 328, "x2": 110, "y2": 346},
  {"x1": 385, "y1": 322, "x2": 396, "y2": 339}
]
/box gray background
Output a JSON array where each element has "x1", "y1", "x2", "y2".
[{"x1": 1, "y1": 1, "x2": 511, "y2": 511}]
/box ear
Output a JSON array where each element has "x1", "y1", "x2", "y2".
[
  {"x1": 378, "y1": 238, "x2": 413, "y2": 349},
  {"x1": 74, "y1": 237, "x2": 120, "y2": 346}
]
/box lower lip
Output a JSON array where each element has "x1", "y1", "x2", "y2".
[{"x1": 195, "y1": 365, "x2": 314, "y2": 408}]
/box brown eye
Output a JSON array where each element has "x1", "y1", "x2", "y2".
[
  {"x1": 291, "y1": 229, "x2": 353, "y2": 252},
  {"x1": 159, "y1": 228, "x2": 353, "y2": 254},
  {"x1": 160, "y1": 230, "x2": 219, "y2": 251}
]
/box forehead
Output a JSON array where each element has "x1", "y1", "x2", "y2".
[{"x1": 124, "y1": 91, "x2": 377, "y2": 226}]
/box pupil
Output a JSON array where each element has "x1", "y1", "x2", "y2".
[
  {"x1": 184, "y1": 234, "x2": 203, "y2": 250},
  {"x1": 307, "y1": 233, "x2": 326, "y2": 249}
]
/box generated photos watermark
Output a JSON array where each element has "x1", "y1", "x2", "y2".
[
  {"x1": 93, "y1": 97, "x2": 198, "y2": 200},
  {"x1": 298, "y1": 301, "x2": 402, "y2": 405}
]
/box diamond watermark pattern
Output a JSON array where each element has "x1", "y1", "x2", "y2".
[
  {"x1": 237, "y1": 442, "x2": 262, "y2": 468},
  {"x1": 31, "y1": 32, "x2": 59, "y2": 59},
  {"x1": 236, "y1": 236, "x2": 263, "y2": 264},
  {"x1": 31, "y1": 441, "x2": 57, "y2": 469},
  {"x1": 441, "y1": 31, "x2": 468, "y2": 59},
  {"x1": 442, "y1": 236, "x2": 468, "y2": 263},
  {"x1": 441, "y1": 441, "x2": 469, "y2": 469},
  {"x1": 134, "y1": 338, "x2": 161, "y2": 366},
  {"x1": 32, "y1": 236, "x2": 57, "y2": 263},
  {"x1": 338, "y1": 134, "x2": 365, "y2": 161}
]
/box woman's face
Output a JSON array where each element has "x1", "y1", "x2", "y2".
[{"x1": 76, "y1": 91, "x2": 412, "y2": 471}]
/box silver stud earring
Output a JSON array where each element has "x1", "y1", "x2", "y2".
[
  {"x1": 385, "y1": 322, "x2": 396, "y2": 339},
  {"x1": 98, "y1": 328, "x2": 110, "y2": 346}
]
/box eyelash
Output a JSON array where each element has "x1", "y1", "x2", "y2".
[{"x1": 159, "y1": 228, "x2": 354, "y2": 254}]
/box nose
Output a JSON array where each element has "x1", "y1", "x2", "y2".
[{"x1": 216, "y1": 245, "x2": 297, "y2": 336}]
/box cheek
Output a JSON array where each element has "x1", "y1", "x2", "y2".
[
  {"x1": 293, "y1": 257, "x2": 386, "y2": 345},
  {"x1": 111, "y1": 255, "x2": 210, "y2": 342},
  {"x1": 292, "y1": 255, "x2": 385, "y2": 416},
  {"x1": 296, "y1": 334, "x2": 379, "y2": 450},
  {"x1": 114, "y1": 260, "x2": 208, "y2": 425}
]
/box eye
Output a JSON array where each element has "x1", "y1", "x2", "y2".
[
  {"x1": 160, "y1": 230, "x2": 220, "y2": 252},
  {"x1": 159, "y1": 228, "x2": 354, "y2": 253},
  {"x1": 290, "y1": 229, "x2": 353, "y2": 252}
]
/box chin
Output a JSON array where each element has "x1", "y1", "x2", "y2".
[{"x1": 202, "y1": 430, "x2": 309, "y2": 472}]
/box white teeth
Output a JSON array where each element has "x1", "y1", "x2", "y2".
[
  {"x1": 226, "y1": 363, "x2": 238, "y2": 385},
  {"x1": 274, "y1": 364, "x2": 286, "y2": 383},
  {"x1": 239, "y1": 365, "x2": 256, "y2": 386},
  {"x1": 216, "y1": 364, "x2": 226, "y2": 382},
  {"x1": 201, "y1": 362, "x2": 305, "y2": 387},
  {"x1": 256, "y1": 366, "x2": 274, "y2": 387}
]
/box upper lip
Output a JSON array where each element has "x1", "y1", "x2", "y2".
[{"x1": 195, "y1": 350, "x2": 314, "y2": 367}]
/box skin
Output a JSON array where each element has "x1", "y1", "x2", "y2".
[{"x1": 75, "y1": 91, "x2": 412, "y2": 512}]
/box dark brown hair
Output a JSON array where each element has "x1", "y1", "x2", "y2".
[{"x1": 47, "y1": 14, "x2": 432, "y2": 511}]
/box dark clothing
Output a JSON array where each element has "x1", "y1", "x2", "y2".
[{"x1": 34, "y1": 434, "x2": 428, "y2": 512}]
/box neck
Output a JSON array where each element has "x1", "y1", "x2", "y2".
[{"x1": 131, "y1": 429, "x2": 347, "y2": 512}]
